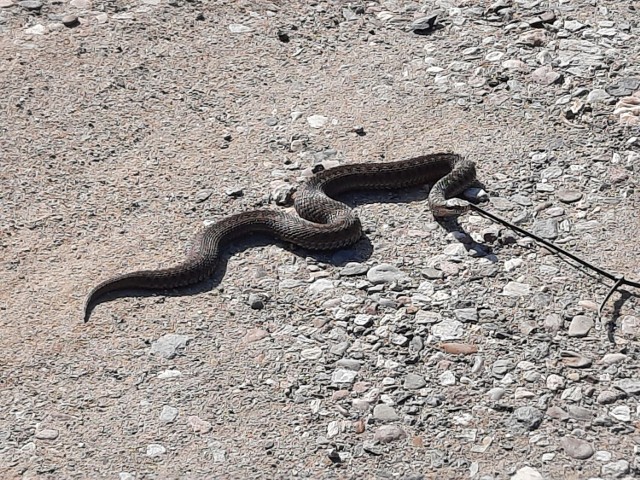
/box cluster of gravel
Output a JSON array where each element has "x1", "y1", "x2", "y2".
[{"x1": 1, "y1": 0, "x2": 639, "y2": 479}]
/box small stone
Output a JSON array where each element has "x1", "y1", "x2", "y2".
[
  {"x1": 561, "y1": 351, "x2": 592, "y2": 368},
  {"x1": 587, "y1": 89, "x2": 612, "y2": 104},
  {"x1": 340, "y1": 262, "x2": 368, "y2": 276},
  {"x1": 62, "y1": 15, "x2": 79, "y2": 27},
  {"x1": 564, "y1": 20, "x2": 584, "y2": 32},
  {"x1": 194, "y1": 189, "x2": 213, "y2": 203},
  {"x1": 439, "y1": 370, "x2": 456, "y2": 386},
  {"x1": 601, "y1": 460, "x2": 630, "y2": 478},
  {"x1": 332, "y1": 369, "x2": 357, "y2": 386},
  {"x1": 546, "y1": 374, "x2": 565, "y2": 391},
  {"x1": 557, "y1": 189, "x2": 583, "y2": 203},
  {"x1": 530, "y1": 65, "x2": 562, "y2": 86},
  {"x1": 160, "y1": 406, "x2": 178, "y2": 423},
  {"x1": 367, "y1": 264, "x2": 406, "y2": 284},
  {"x1": 224, "y1": 186, "x2": 243, "y2": 198},
  {"x1": 150, "y1": 334, "x2": 190, "y2": 359},
  {"x1": 600, "y1": 353, "x2": 628, "y2": 365},
  {"x1": 487, "y1": 387, "x2": 506, "y2": 401},
  {"x1": 606, "y1": 78, "x2": 640, "y2": 97},
  {"x1": 373, "y1": 404, "x2": 400, "y2": 422},
  {"x1": 614, "y1": 379, "x2": 640, "y2": 395},
  {"x1": 517, "y1": 31, "x2": 547, "y2": 46},
  {"x1": 228, "y1": 23, "x2": 253, "y2": 33},
  {"x1": 568, "y1": 315, "x2": 593, "y2": 337},
  {"x1": 454, "y1": 308, "x2": 478, "y2": 323},
  {"x1": 242, "y1": 328, "x2": 269, "y2": 343},
  {"x1": 19, "y1": 0, "x2": 42, "y2": 10},
  {"x1": 146, "y1": 444, "x2": 166, "y2": 457},
  {"x1": 307, "y1": 115, "x2": 328, "y2": 128},
  {"x1": 34, "y1": 428, "x2": 59, "y2": 440},
  {"x1": 609, "y1": 405, "x2": 631, "y2": 422},
  {"x1": 513, "y1": 406, "x2": 544, "y2": 431},
  {"x1": 502, "y1": 281, "x2": 531, "y2": 296},
  {"x1": 410, "y1": 13, "x2": 439, "y2": 32},
  {"x1": 309, "y1": 278, "x2": 335, "y2": 294},
  {"x1": 560, "y1": 436, "x2": 594, "y2": 460},
  {"x1": 532, "y1": 219, "x2": 558, "y2": 239},
  {"x1": 25, "y1": 24, "x2": 48, "y2": 35},
  {"x1": 301, "y1": 346, "x2": 323, "y2": 360},
  {"x1": 0, "y1": 0, "x2": 14, "y2": 7},
  {"x1": 511, "y1": 466, "x2": 544, "y2": 480},
  {"x1": 492, "y1": 359, "x2": 513, "y2": 378},
  {"x1": 544, "y1": 313, "x2": 563, "y2": 332},
  {"x1": 188, "y1": 416, "x2": 213, "y2": 434},
  {"x1": 373, "y1": 425, "x2": 406, "y2": 443},
  {"x1": 404, "y1": 373, "x2": 426, "y2": 390},
  {"x1": 597, "y1": 390, "x2": 626, "y2": 404},
  {"x1": 431, "y1": 318, "x2": 465, "y2": 340}
]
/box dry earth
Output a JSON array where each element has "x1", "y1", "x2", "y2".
[{"x1": 1, "y1": 1, "x2": 640, "y2": 479}]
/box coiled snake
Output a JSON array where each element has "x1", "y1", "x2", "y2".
[{"x1": 84, "y1": 153, "x2": 477, "y2": 321}]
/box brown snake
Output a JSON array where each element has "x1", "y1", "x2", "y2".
[{"x1": 84, "y1": 153, "x2": 477, "y2": 321}]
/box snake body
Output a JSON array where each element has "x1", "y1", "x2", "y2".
[{"x1": 84, "y1": 153, "x2": 476, "y2": 321}]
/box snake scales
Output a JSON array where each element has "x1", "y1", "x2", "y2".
[{"x1": 84, "y1": 153, "x2": 477, "y2": 321}]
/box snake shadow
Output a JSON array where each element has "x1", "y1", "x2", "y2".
[{"x1": 87, "y1": 185, "x2": 489, "y2": 318}]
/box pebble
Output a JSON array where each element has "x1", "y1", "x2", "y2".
[
  {"x1": 511, "y1": 466, "x2": 544, "y2": 480},
  {"x1": 307, "y1": 115, "x2": 328, "y2": 128},
  {"x1": 597, "y1": 390, "x2": 626, "y2": 405},
  {"x1": 242, "y1": 328, "x2": 269, "y2": 343},
  {"x1": 404, "y1": 373, "x2": 426, "y2": 390},
  {"x1": 431, "y1": 318, "x2": 464, "y2": 340},
  {"x1": 19, "y1": 0, "x2": 41, "y2": 9},
  {"x1": 614, "y1": 378, "x2": 640, "y2": 395},
  {"x1": 557, "y1": 189, "x2": 583, "y2": 203},
  {"x1": 373, "y1": 425, "x2": 406, "y2": 443},
  {"x1": 532, "y1": 219, "x2": 558, "y2": 239},
  {"x1": 601, "y1": 460, "x2": 630, "y2": 478},
  {"x1": 331, "y1": 369, "x2": 357, "y2": 386},
  {"x1": 340, "y1": 262, "x2": 368, "y2": 276},
  {"x1": 561, "y1": 351, "x2": 593, "y2": 369},
  {"x1": 34, "y1": 428, "x2": 59, "y2": 440},
  {"x1": 160, "y1": 405, "x2": 178, "y2": 423},
  {"x1": 502, "y1": 281, "x2": 531, "y2": 296},
  {"x1": 146, "y1": 444, "x2": 166, "y2": 457},
  {"x1": 568, "y1": 315, "x2": 593, "y2": 337},
  {"x1": 560, "y1": 436, "x2": 594, "y2": 459},
  {"x1": 609, "y1": 405, "x2": 631, "y2": 422},
  {"x1": 373, "y1": 404, "x2": 399, "y2": 422},
  {"x1": 512, "y1": 406, "x2": 544, "y2": 431},
  {"x1": 228, "y1": 24, "x2": 253, "y2": 33},
  {"x1": 150, "y1": 334, "x2": 190, "y2": 359},
  {"x1": 0, "y1": 0, "x2": 13, "y2": 7},
  {"x1": 367, "y1": 263, "x2": 406, "y2": 284},
  {"x1": 188, "y1": 416, "x2": 213, "y2": 434},
  {"x1": 439, "y1": 371, "x2": 456, "y2": 386},
  {"x1": 308, "y1": 278, "x2": 335, "y2": 294},
  {"x1": 62, "y1": 15, "x2": 79, "y2": 28}
]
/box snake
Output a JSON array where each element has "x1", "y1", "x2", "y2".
[{"x1": 84, "y1": 153, "x2": 477, "y2": 321}]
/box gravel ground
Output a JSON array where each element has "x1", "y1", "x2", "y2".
[{"x1": 1, "y1": 1, "x2": 640, "y2": 479}]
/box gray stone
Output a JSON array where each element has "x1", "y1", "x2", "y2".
[
  {"x1": 339, "y1": 262, "x2": 368, "y2": 277},
  {"x1": 568, "y1": 315, "x2": 593, "y2": 337},
  {"x1": 34, "y1": 428, "x2": 59, "y2": 440},
  {"x1": 373, "y1": 425, "x2": 406, "y2": 443},
  {"x1": 307, "y1": 115, "x2": 328, "y2": 128},
  {"x1": 404, "y1": 373, "x2": 426, "y2": 390},
  {"x1": 560, "y1": 436, "x2": 594, "y2": 459},
  {"x1": 606, "y1": 78, "x2": 640, "y2": 97},
  {"x1": 336, "y1": 359, "x2": 361, "y2": 371},
  {"x1": 373, "y1": 404, "x2": 400, "y2": 422},
  {"x1": 502, "y1": 281, "x2": 531, "y2": 296},
  {"x1": 62, "y1": 15, "x2": 80, "y2": 27},
  {"x1": 544, "y1": 313, "x2": 563, "y2": 332},
  {"x1": 150, "y1": 334, "x2": 190, "y2": 359},
  {"x1": 511, "y1": 466, "x2": 544, "y2": 480},
  {"x1": 160, "y1": 405, "x2": 178, "y2": 423},
  {"x1": 513, "y1": 406, "x2": 544, "y2": 431},
  {"x1": 454, "y1": 308, "x2": 478, "y2": 323},
  {"x1": 557, "y1": 189, "x2": 583, "y2": 203},
  {"x1": 587, "y1": 89, "x2": 612, "y2": 104},
  {"x1": 309, "y1": 279, "x2": 334, "y2": 294},
  {"x1": 601, "y1": 460, "x2": 630, "y2": 478},
  {"x1": 18, "y1": 0, "x2": 41, "y2": 10},
  {"x1": 492, "y1": 359, "x2": 514, "y2": 378},
  {"x1": 530, "y1": 65, "x2": 562, "y2": 86},
  {"x1": 597, "y1": 390, "x2": 626, "y2": 405},
  {"x1": 532, "y1": 218, "x2": 558, "y2": 239},
  {"x1": 614, "y1": 378, "x2": 640, "y2": 395},
  {"x1": 331, "y1": 369, "x2": 357, "y2": 385},
  {"x1": 609, "y1": 405, "x2": 631, "y2": 422},
  {"x1": 431, "y1": 318, "x2": 464, "y2": 340},
  {"x1": 146, "y1": 444, "x2": 166, "y2": 457},
  {"x1": 228, "y1": 23, "x2": 253, "y2": 33},
  {"x1": 367, "y1": 263, "x2": 406, "y2": 284}
]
